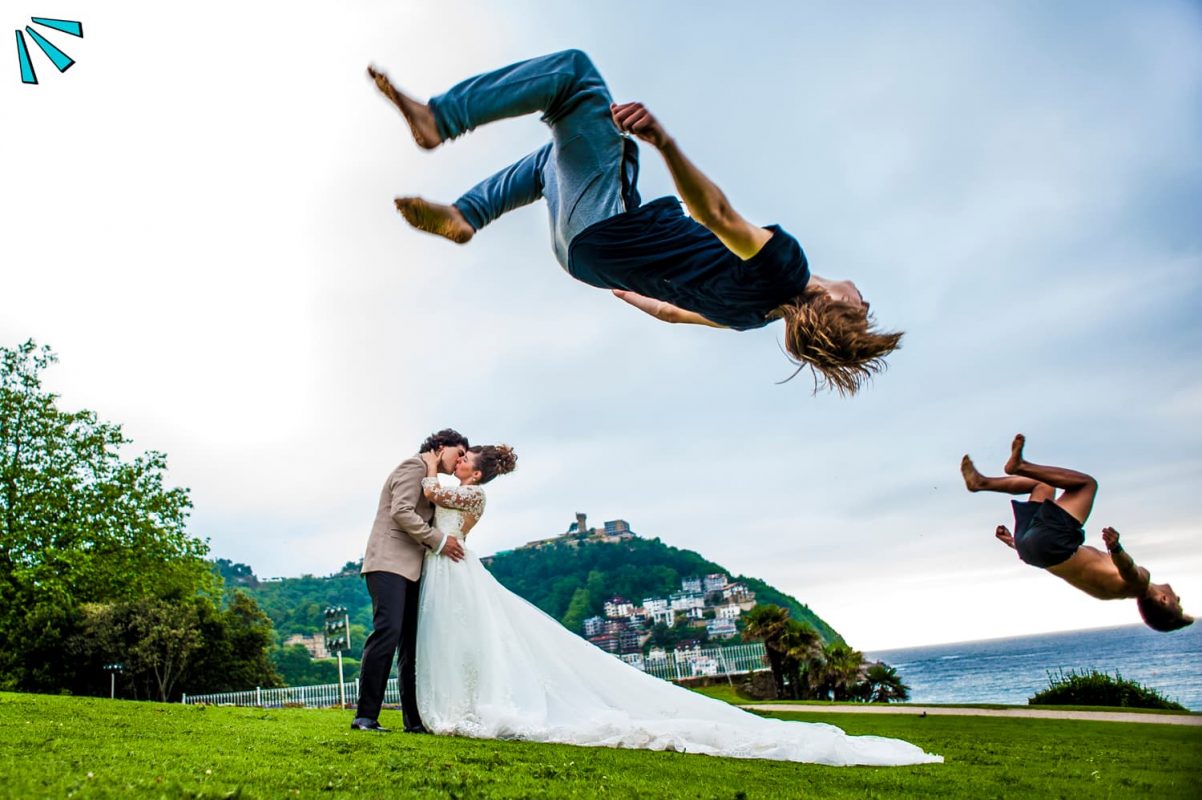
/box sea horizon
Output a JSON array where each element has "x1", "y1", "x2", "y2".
[
  {"x1": 865, "y1": 622, "x2": 1201, "y2": 710},
  {"x1": 865, "y1": 621, "x2": 1159, "y2": 654}
]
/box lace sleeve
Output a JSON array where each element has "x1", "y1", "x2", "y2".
[{"x1": 421, "y1": 478, "x2": 486, "y2": 517}]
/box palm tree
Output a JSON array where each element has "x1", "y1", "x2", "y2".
[
  {"x1": 741, "y1": 605, "x2": 793, "y2": 699},
  {"x1": 810, "y1": 642, "x2": 865, "y2": 701},
  {"x1": 781, "y1": 623, "x2": 823, "y2": 700},
  {"x1": 860, "y1": 661, "x2": 911, "y2": 703}
]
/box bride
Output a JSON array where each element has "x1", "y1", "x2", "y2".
[{"x1": 414, "y1": 445, "x2": 941, "y2": 766}]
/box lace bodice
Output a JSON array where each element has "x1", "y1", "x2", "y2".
[{"x1": 422, "y1": 478, "x2": 486, "y2": 538}]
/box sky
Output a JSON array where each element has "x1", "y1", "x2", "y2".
[{"x1": 3, "y1": 1, "x2": 1201, "y2": 650}]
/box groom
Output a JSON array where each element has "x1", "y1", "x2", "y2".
[{"x1": 351, "y1": 428, "x2": 469, "y2": 733}]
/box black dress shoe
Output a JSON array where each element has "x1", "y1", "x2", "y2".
[
  {"x1": 403, "y1": 724, "x2": 430, "y2": 734},
  {"x1": 350, "y1": 717, "x2": 390, "y2": 732}
]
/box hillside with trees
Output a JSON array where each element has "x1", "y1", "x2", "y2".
[
  {"x1": 228, "y1": 521, "x2": 845, "y2": 686},
  {"x1": 485, "y1": 534, "x2": 842, "y2": 644}
]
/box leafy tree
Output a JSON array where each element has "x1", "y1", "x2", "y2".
[
  {"x1": 214, "y1": 559, "x2": 259, "y2": 588},
  {"x1": 1, "y1": 341, "x2": 211, "y2": 690},
  {"x1": 585, "y1": 570, "x2": 608, "y2": 615},
  {"x1": 186, "y1": 592, "x2": 283, "y2": 693},
  {"x1": 66, "y1": 594, "x2": 282, "y2": 701},
  {"x1": 68, "y1": 598, "x2": 200, "y2": 701},
  {"x1": 561, "y1": 587, "x2": 593, "y2": 633},
  {"x1": 0, "y1": 341, "x2": 277, "y2": 697},
  {"x1": 240, "y1": 573, "x2": 372, "y2": 657},
  {"x1": 272, "y1": 644, "x2": 360, "y2": 687},
  {"x1": 128, "y1": 598, "x2": 204, "y2": 701},
  {"x1": 0, "y1": 342, "x2": 210, "y2": 608}
]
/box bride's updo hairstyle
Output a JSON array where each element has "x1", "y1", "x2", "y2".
[{"x1": 469, "y1": 444, "x2": 517, "y2": 485}]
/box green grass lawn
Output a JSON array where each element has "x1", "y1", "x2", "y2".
[{"x1": 1, "y1": 691, "x2": 1199, "y2": 799}]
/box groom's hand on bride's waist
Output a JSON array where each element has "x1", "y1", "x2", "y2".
[{"x1": 440, "y1": 536, "x2": 465, "y2": 561}]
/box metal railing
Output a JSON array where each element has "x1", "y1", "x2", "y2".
[
  {"x1": 183, "y1": 679, "x2": 372, "y2": 708},
  {"x1": 637, "y1": 642, "x2": 768, "y2": 681},
  {"x1": 182, "y1": 643, "x2": 769, "y2": 707}
]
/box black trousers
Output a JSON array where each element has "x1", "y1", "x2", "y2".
[{"x1": 355, "y1": 571, "x2": 423, "y2": 728}]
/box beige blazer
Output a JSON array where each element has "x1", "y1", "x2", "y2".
[{"x1": 361, "y1": 456, "x2": 446, "y2": 581}]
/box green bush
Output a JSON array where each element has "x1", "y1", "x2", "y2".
[{"x1": 1029, "y1": 669, "x2": 1186, "y2": 710}]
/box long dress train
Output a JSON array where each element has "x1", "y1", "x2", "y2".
[{"x1": 415, "y1": 489, "x2": 941, "y2": 766}]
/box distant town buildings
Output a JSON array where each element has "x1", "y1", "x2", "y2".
[
  {"x1": 581, "y1": 571, "x2": 756, "y2": 654},
  {"x1": 518, "y1": 513, "x2": 639, "y2": 551},
  {"x1": 283, "y1": 633, "x2": 329, "y2": 660},
  {"x1": 716, "y1": 603, "x2": 742, "y2": 620},
  {"x1": 487, "y1": 514, "x2": 760, "y2": 657},
  {"x1": 706, "y1": 618, "x2": 738, "y2": 639},
  {"x1": 604, "y1": 596, "x2": 634, "y2": 618},
  {"x1": 643, "y1": 597, "x2": 668, "y2": 614},
  {"x1": 669, "y1": 590, "x2": 705, "y2": 613}
]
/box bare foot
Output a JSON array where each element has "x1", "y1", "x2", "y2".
[
  {"x1": 1004, "y1": 434, "x2": 1026, "y2": 475},
  {"x1": 995, "y1": 525, "x2": 1016, "y2": 549},
  {"x1": 367, "y1": 65, "x2": 442, "y2": 150},
  {"x1": 395, "y1": 197, "x2": 474, "y2": 244},
  {"x1": 960, "y1": 455, "x2": 986, "y2": 492}
]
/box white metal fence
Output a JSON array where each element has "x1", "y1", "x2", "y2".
[
  {"x1": 181, "y1": 643, "x2": 769, "y2": 707},
  {"x1": 183, "y1": 679, "x2": 372, "y2": 708},
  {"x1": 638, "y1": 643, "x2": 768, "y2": 681}
]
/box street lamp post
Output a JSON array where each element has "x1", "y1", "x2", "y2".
[
  {"x1": 324, "y1": 606, "x2": 351, "y2": 708},
  {"x1": 102, "y1": 662, "x2": 123, "y2": 699}
]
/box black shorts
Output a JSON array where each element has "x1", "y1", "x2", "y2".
[{"x1": 1011, "y1": 500, "x2": 1085, "y2": 568}]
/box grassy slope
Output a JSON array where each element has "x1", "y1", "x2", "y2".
[{"x1": 1, "y1": 692, "x2": 1199, "y2": 799}]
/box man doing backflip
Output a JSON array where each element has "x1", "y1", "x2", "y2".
[
  {"x1": 367, "y1": 50, "x2": 901, "y2": 394},
  {"x1": 961, "y1": 434, "x2": 1191, "y2": 632}
]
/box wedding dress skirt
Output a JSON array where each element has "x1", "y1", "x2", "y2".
[{"x1": 414, "y1": 508, "x2": 940, "y2": 766}]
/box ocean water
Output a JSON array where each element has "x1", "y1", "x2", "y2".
[{"x1": 866, "y1": 624, "x2": 1202, "y2": 710}]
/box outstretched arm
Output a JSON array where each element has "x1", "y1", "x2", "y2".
[
  {"x1": 1102, "y1": 527, "x2": 1150, "y2": 590},
  {"x1": 612, "y1": 289, "x2": 725, "y2": 327},
  {"x1": 611, "y1": 102, "x2": 773, "y2": 260}
]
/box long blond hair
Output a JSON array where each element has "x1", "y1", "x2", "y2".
[{"x1": 774, "y1": 286, "x2": 903, "y2": 395}]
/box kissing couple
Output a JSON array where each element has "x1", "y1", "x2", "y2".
[{"x1": 350, "y1": 428, "x2": 940, "y2": 766}]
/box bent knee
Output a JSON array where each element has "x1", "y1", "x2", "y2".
[
  {"x1": 552, "y1": 48, "x2": 601, "y2": 80},
  {"x1": 558, "y1": 48, "x2": 593, "y2": 66}
]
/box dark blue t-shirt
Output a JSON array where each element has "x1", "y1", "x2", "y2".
[{"x1": 566, "y1": 196, "x2": 810, "y2": 331}]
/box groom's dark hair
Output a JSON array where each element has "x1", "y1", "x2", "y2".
[{"x1": 419, "y1": 428, "x2": 469, "y2": 453}]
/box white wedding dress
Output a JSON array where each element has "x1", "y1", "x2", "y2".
[{"x1": 415, "y1": 482, "x2": 941, "y2": 766}]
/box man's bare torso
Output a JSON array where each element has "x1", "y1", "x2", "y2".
[{"x1": 1047, "y1": 545, "x2": 1149, "y2": 600}]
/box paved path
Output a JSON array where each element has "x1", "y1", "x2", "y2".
[{"x1": 743, "y1": 704, "x2": 1202, "y2": 726}]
